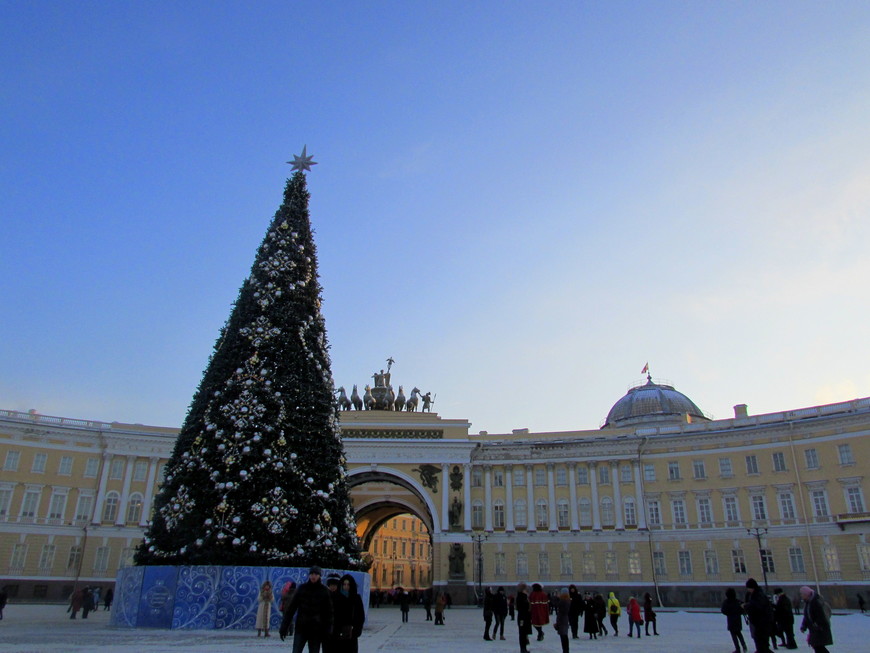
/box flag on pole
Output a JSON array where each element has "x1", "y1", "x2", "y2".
[{"x1": 641, "y1": 362, "x2": 649, "y2": 375}]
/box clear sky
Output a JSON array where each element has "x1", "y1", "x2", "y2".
[{"x1": 2, "y1": 2, "x2": 870, "y2": 435}]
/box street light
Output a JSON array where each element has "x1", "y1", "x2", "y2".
[
  {"x1": 471, "y1": 532, "x2": 488, "y2": 606},
  {"x1": 747, "y1": 527, "x2": 770, "y2": 593}
]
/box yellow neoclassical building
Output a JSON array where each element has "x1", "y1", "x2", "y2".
[{"x1": 2, "y1": 377, "x2": 869, "y2": 607}]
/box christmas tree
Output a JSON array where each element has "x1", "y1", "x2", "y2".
[{"x1": 136, "y1": 150, "x2": 361, "y2": 568}]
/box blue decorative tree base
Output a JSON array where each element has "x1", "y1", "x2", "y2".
[{"x1": 110, "y1": 565, "x2": 370, "y2": 629}]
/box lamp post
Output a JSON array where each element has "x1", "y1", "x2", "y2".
[
  {"x1": 471, "y1": 532, "x2": 488, "y2": 606},
  {"x1": 747, "y1": 526, "x2": 769, "y2": 593}
]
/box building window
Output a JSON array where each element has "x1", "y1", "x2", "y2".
[
  {"x1": 761, "y1": 549, "x2": 776, "y2": 574},
  {"x1": 560, "y1": 551, "x2": 573, "y2": 576},
  {"x1": 493, "y1": 500, "x2": 505, "y2": 529},
  {"x1": 513, "y1": 468, "x2": 525, "y2": 486},
  {"x1": 109, "y1": 458, "x2": 125, "y2": 480},
  {"x1": 557, "y1": 499, "x2": 570, "y2": 528},
  {"x1": 38, "y1": 544, "x2": 56, "y2": 570},
  {"x1": 644, "y1": 464, "x2": 656, "y2": 482},
  {"x1": 20, "y1": 489, "x2": 41, "y2": 521},
  {"x1": 103, "y1": 492, "x2": 120, "y2": 522},
  {"x1": 668, "y1": 462, "x2": 681, "y2": 481},
  {"x1": 538, "y1": 552, "x2": 550, "y2": 577},
  {"x1": 671, "y1": 499, "x2": 686, "y2": 525},
  {"x1": 514, "y1": 499, "x2": 527, "y2": 528},
  {"x1": 31, "y1": 453, "x2": 48, "y2": 474},
  {"x1": 772, "y1": 452, "x2": 787, "y2": 472},
  {"x1": 647, "y1": 500, "x2": 661, "y2": 526},
  {"x1": 789, "y1": 547, "x2": 806, "y2": 574},
  {"x1": 471, "y1": 467, "x2": 483, "y2": 487},
  {"x1": 598, "y1": 465, "x2": 610, "y2": 485},
  {"x1": 628, "y1": 551, "x2": 641, "y2": 575},
  {"x1": 471, "y1": 500, "x2": 484, "y2": 528},
  {"x1": 810, "y1": 490, "x2": 829, "y2": 519},
  {"x1": 10, "y1": 543, "x2": 28, "y2": 570},
  {"x1": 48, "y1": 492, "x2": 67, "y2": 521},
  {"x1": 718, "y1": 458, "x2": 733, "y2": 477},
  {"x1": 534, "y1": 468, "x2": 546, "y2": 487},
  {"x1": 624, "y1": 497, "x2": 637, "y2": 526},
  {"x1": 857, "y1": 544, "x2": 870, "y2": 573},
  {"x1": 516, "y1": 551, "x2": 528, "y2": 576},
  {"x1": 846, "y1": 487, "x2": 865, "y2": 514},
  {"x1": 822, "y1": 545, "x2": 840, "y2": 573},
  {"x1": 601, "y1": 497, "x2": 614, "y2": 526},
  {"x1": 692, "y1": 460, "x2": 706, "y2": 479},
  {"x1": 494, "y1": 552, "x2": 506, "y2": 576},
  {"x1": 579, "y1": 499, "x2": 592, "y2": 527},
  {"x1": 535, "y1": 499, "x2": 548, "y2": 529},
  {"x1": 723, "y1": 496, "x2": 740, "y2": 523},
  {"x1": 804, "y1": 448, "x2": 819, "y2": 470},
  {"x1": 576, "y1": 466, "x2": 588, "y2": 485},
  {"x1": 621, "y1": 464, "x2": 633, "y2": 483},
  {"x1": 779, "y1": 492, "x2": 796, "y2": 520},
  {"x1": 74, "y1": 494, "x2": 94, "y2": 522},
  {"x1": 4, "y1": 450, "x2": 21, "y2": 472},
  {"x1": 0, "y1": 487, "x2": 12, "y2": 521},
  {"x1": 697, "y1": 497, "x2": 713, "y2": 525},
  {"x1": 732, "y1": 549, "x2": 747, "y2": 574},
  {"x1": 745, "y1": 455, "x2": 759, "y2": 475},
  {"x1": 127, "y1": 494, "x2": 143, "y2": 523},
  {"x1": 133, "y1": 460, "x2": 148, "y2": 481},
  {"x1": 751, "y1": 494, "x2": 767, "y2": 521},
  {"x1": 67, "y1": 545, "x2": 82, "y2": 572},
  {"x1": 604, "y1": 551, "x2": 618, "y2": 575},
  {"x1": 704, "y1": 550, "x2": 719, "y2": 575},
  {"x1": 652, "y1": 551, "x2": 666, "y2": 576},
  {"x1": 56, "y1": 455, "x2": 73, "y2": 476},
  {"x1": 555, "y1": 467, "x2": 567, "y2": 486},
  {"x1": 491, "y1": 468, "x2": 504, "y2": 487},
  {"x1": 838, "y1": 444, "x2": 854, "y2": 465},
  {"x1": 94, "y1": 546, "x2": 110, "y2": 573},
  {"x1": 678, "y1": 550, "x2": 692, "y2": 576},
  {"x1": 582, "y1": 552, "x2": 596, "y2": 575},
  {"x1": 84, "y1": 458, "x2": 99, "y2": 478}
]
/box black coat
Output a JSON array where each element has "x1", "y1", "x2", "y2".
[
  {"x1": 721, "y1": 597, "x2": 745, "y2": 632},
  {"x1": 516, "y1": 591, "x2": 532, "y2": 635},
  {"x1": 774, "y1": 594, "x2": 794, "y2": 627},
  {"x1": 493, "y1": 591, "x2": 508, "y2": 618},
  {"x1": 801, "y1": 594, "x2": 833, "y2": 647},
  {"x1": 744, "y1": 590, "x2": 773, "y2": 639},
  {"x1": 282, "y1": 580, "x2": 333, "y2": 636}
]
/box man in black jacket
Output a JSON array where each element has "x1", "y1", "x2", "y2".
[
  {"x1": 773, "y1": 588, "x2": 797, "y2": 649},
  {"x1": 280, "y1": 566, "x2": 333, "y2": 653},
  {"x1": 743, "y1": 578, "x2": 774, "y2": 653}
]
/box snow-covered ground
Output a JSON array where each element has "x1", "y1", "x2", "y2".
[{"x1": 0, "y1": 603, "x2": 866, "y2": 652}]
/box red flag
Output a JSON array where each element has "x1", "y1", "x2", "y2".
[{"x1": 641, "y1": 362, "x2": 649, "y2": 375}]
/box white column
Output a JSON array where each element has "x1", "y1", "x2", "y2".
[
  {"x1": 484, "y1": 465, "x2": 493, "y2": 532},
  {"x1": 463, "y1": 464, "x2": 472, "y2": 532},
  {"x1": 568, "y1": 462, "x2": 579, "y2": 531},
  {"x1": 612, "y1": 461, "x2": 624, "y2": 530},
  {"x1": 547, "y1": 463, "x2": 557, "y2": 531},
  {"x1": 633, "y1": 461, "x2": 648, "y2": 529},
  {"x1": 526, "y1": 464, "x2": 536, "y2": 532},
  {"x1": 92, "y1": 453, "x2": 112, "y2": 524},
  {"x1": 505, "y1": 464, "x2": 515, "y2": 532},
  {"x1": 590, "y1": 462, "x2": 601, "y2": 531},
  {"x1": 140, "y1": 457, "x2": 160, "y2": 527},
  {"x1": 441, "y1": 464, "x2": 450, "y2": 532},
  {"x1": 116, "y1": 456, "x2": 136, "y2": 526}
]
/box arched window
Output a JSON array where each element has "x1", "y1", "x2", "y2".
[
  {"x1": 471, "y1": 500, "x2": 484, "y2": 528},
  {"x1": 493, "y1": 499, "x2": 505, "y2": 529},
  {"x1": 557, "y1": 498, "x2": 570, "y2": 528},
  {"x1": 126, "y1": 493, "x2": 143, "y2": 523},
  {"x1": 579, "y1": 498, "x2": 592, "y2": 527},
  {"x1": 601, "y1": 496, "x2": 614, "y2": 526},
  {"x1": 514, "y1": 498, "x2": 527, "y2": 528},
  {"x1": 623, "y1": 497, "x2": 637, "y2": 526},
  {"x1": 535, "y1": 499, "x2": 548, "y2": 529},
  {"x1": 103, "y1": 492, "x2": 120, "y2": 522}
]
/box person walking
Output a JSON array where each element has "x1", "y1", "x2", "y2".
[
  {"x1": 516, "y1": 583, "x2": 532, "y2": 653},
  {"x1": 69, "y1": 588, "x2": 84, "y2": 619},
  {"x1": 773, "y1": 588, "x2": 797, "y2": 649},
  {"x1": 0, "y1": 587, "x2": 8, "y2": 621},
  {"x1": 554, "y1": 588, "x2": 571, "y2": 653},
  {"x1": 280, "y1": 566, "x2": 333, "y2": 653},
  {"x1": 857, "y1": 593, "x2": 866, "y2": 614},
  {"x1": 337, "y1": 575, "x2": 365, "y2": 653},
  {"x1": 434, "y1": 592, "x2": 446, "y2": 626},
  {"x1": 529, "y1": 583, "x2": 550, "y2": 641},
  {"x1": 422, "y1": 587, "x2": 433, "y2": 621},
  {"x1": 722, "y1": 587, "x2": 748, "y2": 653},
  {"x1": 568, "y1": 585, "x2": 583, "y2": 639},
  {"x1": 626, "y1": 595, "x2": 643, "y2": 637},
  {"x1": 583, "y1": 593, "x2": 599, "y2": 639},
  {"x1": 104, "y1": 587, "x2": 114, "y2": 611},
  {"x1": 508, "y1": 593, "x2": 515, "y2": 621},
  {"x1": 81, "y1": 587, "x2": 93, "y2": 619},
  {"x1": 643, "y1": 592, "x2": 658, "y2": 635},
  {"x1": 493, "y1": 586, "x2": 508, "y2": 640},
  {"x1": 256, "y1": 580, "x2": 274, "y2": 638},
  {"x1": 593, "y1": 593, "x2": 608, "y2": 636},
  {"x1": 324, "y1": 574, "x2": 347, "y2": 653},
  {"x1": 483, "y1": 586, "x2": 495, "y2": 640},
  {"x1": 743, "y1": 578, "x2": 774, "y2": 653},
  {"x1": 397, "y1": 587, "x2": 410, "y2": 623},
  {"x1": 799, "y1": 586, "x2": 833, "y2": 653},
  {"x1": 606, "y1": 591, "x2": 621, "y2": 636}
]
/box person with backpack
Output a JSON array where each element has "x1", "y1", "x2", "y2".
[
  {"x1": 606, "y1": 592, "x2": 621, "y2": 636},
  {"x1": 799, "y1": 586, "x2": 833, "y2": 653}
]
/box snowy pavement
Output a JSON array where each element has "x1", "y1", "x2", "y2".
[{"x1": 0, "y1": 603, "x2": 866, "y2": 652}]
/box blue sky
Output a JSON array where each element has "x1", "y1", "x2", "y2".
[{"x1": 2, "y1": 2, "x2": 870, "y2": 434}]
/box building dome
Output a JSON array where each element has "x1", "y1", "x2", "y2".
[{"x1": 602, "y1": 376, "x2": 708, "y2": 428}]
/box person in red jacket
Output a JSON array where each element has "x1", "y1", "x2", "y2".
[
  {"x1": 626, "y1": 596, "x2": 643, "y2": 637},
  {"x1": 529, "y1": 583, "x2": 550, "y2": 641}
]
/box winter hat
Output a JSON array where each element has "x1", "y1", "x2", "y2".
[
  {"x1": 745, "y1": 578, "x2": 759, "y2": 589},
  {"x1": 309, "y1": 565, "x2": 323, "y2": 576}
]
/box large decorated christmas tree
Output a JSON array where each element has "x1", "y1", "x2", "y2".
[{"x1": 136, "y1": 150, "x2": 362, "y2": 568}]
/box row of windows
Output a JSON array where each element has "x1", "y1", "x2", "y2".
[
  {"x1": 467, "y1": 486, "x2": 865, "y2": 530},
  {"x1": 469, "y1": 444, "x2": 856, "y2": 488},
  {"x1": 2, "y1": 451, "x2": 164, "y2": 482},
  {"x1": 370, "y1": 537, "x2": 432, "y2": 559},
  {"x1": 0, "y1": 488, "x2": 147, "y2": 524},
  {"x1": 488, "y1": 543, "x2": 870, "y2": 579},
  {"x1": 8, "y1": 543, "x2": 136, "y2": 574}
]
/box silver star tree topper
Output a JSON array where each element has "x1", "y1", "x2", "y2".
[{"x1": 288, "y1": 145, "x2": 317, "y2": 173}]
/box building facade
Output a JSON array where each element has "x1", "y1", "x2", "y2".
[{"x1": 2, "y1": 379, "x2": 869, "y2": 606}]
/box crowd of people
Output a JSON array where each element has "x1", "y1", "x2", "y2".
[{"x1": 67, "y1": 586, "x2": 113, "y2": 619}]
